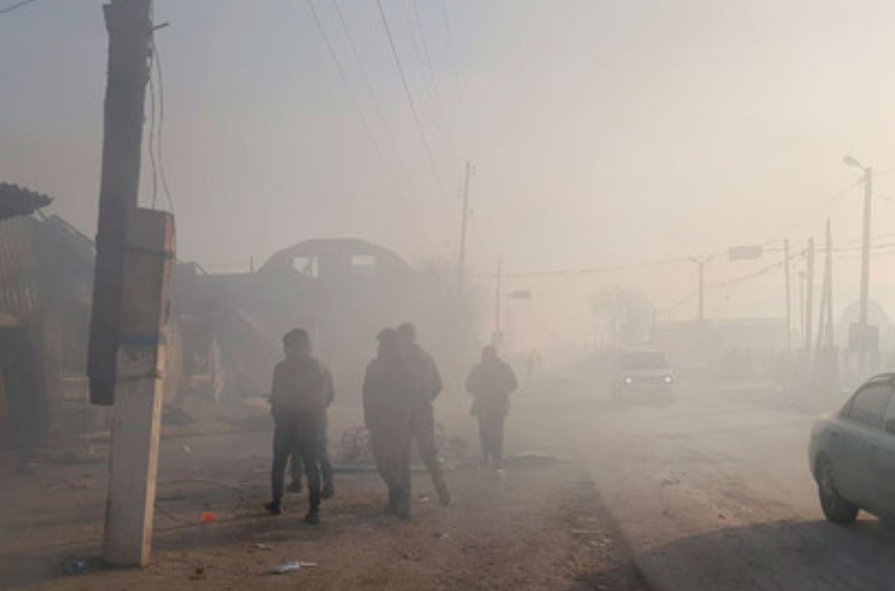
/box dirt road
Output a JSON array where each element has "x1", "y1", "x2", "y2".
[
  {"x1": 577, "y1": 387, "x2": 895, "y2": 591},
  {"x1": 7, "y1": 382, "x2": 892, "y2": 591},
  {"x1": 0, "y1": 397, "x2": 646, "y2": 591}
]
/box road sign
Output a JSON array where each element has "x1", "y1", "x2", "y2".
[{"x1": 728, "y1": 245, "x2": 764, "y2": 261}]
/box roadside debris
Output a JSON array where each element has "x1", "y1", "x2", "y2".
[
  {"x1": 62, "y1": 560, "x2": 89, "y2": 576},
  {"x1": 269, "y1": 560, "x2": 318, "y2": 575},
  {"x1": 201, "y1": 511, "x2": 219, "y2": 523},
  {"x1": 506, "y1": 452, "x2": 570, "y2": 468}
]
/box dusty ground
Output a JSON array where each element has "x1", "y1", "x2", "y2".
[
  {"x1": 576, "y1": 384, "x2": 895, "y2": 591},
  {"x1": 0, "y1": 395, "x2": 647, "y2": 591},
  {"x1": 12, "y1": 380, "x2": 887, "y2": 591}
]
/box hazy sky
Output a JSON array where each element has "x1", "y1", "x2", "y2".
[{"x1": 5, "y1": 0, "x2": 895, "y2": 345}]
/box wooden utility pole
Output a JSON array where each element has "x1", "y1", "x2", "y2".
[
  {"x1": 803, "y1": 238, "x2": 816, "y2": 362},
  {"x1": 493, "y1": 259, "x2": 502, "y2": 348},
  {"x1": 816, "y1": 222, "x2": 834, "y2": 351},
  {"x1": 859, "y1": 167, "x2": 873, "y2": 376},
  {"x1": 784, "y1": 239, "x2": 792, "y2": 351},
  {"x1": 814, "y1": 220, "x2": 838, "y2": 392},
  {"x1": 87, "y1": 0, "x2": 176, "y2": 567},
  {"x1": 88, "y1": 0, "x2": 153, "y2": 405},
  {"x1": 457, "y1": 161, "x2": 472, "y2": 289}
]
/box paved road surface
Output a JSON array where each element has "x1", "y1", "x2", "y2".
[{"x1": 571, "y1": 388, "x2": 895, "y2": 590}]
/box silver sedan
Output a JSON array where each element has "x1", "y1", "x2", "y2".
[{"x1": 809, "y1": 373, "x2": 895, "y2": 524}]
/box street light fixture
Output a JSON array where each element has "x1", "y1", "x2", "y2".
[{"x1": 843, "y1": 155, "x2": 864, "y2": 169}]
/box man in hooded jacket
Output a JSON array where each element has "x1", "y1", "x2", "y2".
[
  {"x1": 363, "y1": 328, "x2": 416, "y2": 518},
  {"x1": 265, "y1": 329, "x2": 333, "y2": 524},
  {"x1": 466, "y1": 346, "x2": 518, "y2": 470},
  {"x1": 396, "y1": 322, "x2": 450, "y2": 507}
]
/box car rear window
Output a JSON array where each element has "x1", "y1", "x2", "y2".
[
  {"x1": 847, "y1": 382, "x2": 893, "y2": 428},
  {"x1": 620, "y1": 352, "x2": 668, "y2": 370}
]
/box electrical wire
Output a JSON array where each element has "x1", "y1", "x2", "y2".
[
  {"x1": 375, "y1": 0, "x2": 448, "y2": 203},
  {"x1": 0, "y1": 0, "x2": 41, "y2": 18},
  {"x1": 332, "y1": 0, "x2": 410, "y2": 187},
  {"x1": 499, "y1": 254, "x2": 718, "y2": 279},
  {"x1": 306, "y1": 0, "x2": 409, "y2": 209},
  {"x1": 406, "y1": 0, "x2": 459, "y2": 166},
  {"x1": 147, "y1": 45, "x2": 159, "y2": 210},
  {"x1": 767, "y1": 180, "x2": 861, "y2": 243},
  {"x1": 438, "y1": 0, "x2": 464, "y2": 116},
  {"x1": 153, "y1": 41, "x2": 175, "y2": 214}
]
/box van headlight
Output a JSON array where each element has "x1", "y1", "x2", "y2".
[
  {"x1": 624, "y1": 377, "x2": 634, "y2": 384},
  {"x1": 664, "y1": 376, "x2": 673, "y2": 384}
]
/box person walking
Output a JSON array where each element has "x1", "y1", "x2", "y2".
[
  {"x1": 265, "y1": 329, "x2": 333, "y2": 524},
  {"x1": 363, "y1": 328, "x2": 416, "y2": 518},
  {"x1": 396, "y1": 322, "x2": 451, "y2": 507},
  {"x1": 465, "y1": 346, "x2": 518, "y2": 471}
]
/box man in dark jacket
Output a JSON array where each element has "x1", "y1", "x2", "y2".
[
  {"x1": 265, "y1": 329, "x2": 333, "y2": 524},
  {"x1": 396, "y1": 322, "x2": 450, "y2": 507},
  {"x1": 364, "y1": 328, "x2": 416, "y2": 518},
  {"x1": 466, "y1": 346, "x2": 518, "y2": 470}
]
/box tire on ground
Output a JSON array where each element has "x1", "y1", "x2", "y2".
[{"x1": 817, "y1": 457, "x2": 859, "y2": 524}]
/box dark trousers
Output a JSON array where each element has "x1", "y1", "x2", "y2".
[
  {"x1": 478, "y1": 414, "x2": 506, "y2": 468},
  {"x1": 411, "y1": 400, "x2": 443, "y2": 480},
  {"x1": 289, "y1": 440, "x2": 334, "y2": 491},
  {"x1": 370, "y1": 428, "x2": 411, "y2": 496},
  {"x1": 272, "y1": 415, "x2": 321, "y2": 507}
]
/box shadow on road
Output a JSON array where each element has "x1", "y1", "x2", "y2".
[{"x1": 627, "y1": 519, "x2": 895, "y2": 591}]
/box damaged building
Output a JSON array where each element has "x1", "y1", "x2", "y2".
[
  {"x1": 0, "y1": 189, "x2": 474, "y2": 447},
  {"x1": 202, "y1": 238, "x2": 473, "y2": 403}
]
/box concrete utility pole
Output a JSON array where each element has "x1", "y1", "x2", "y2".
[
  {"x1": 690, "y1": 257, "x2": 710, "y2": 322},
  {"x1": 457, "y1": 161, "x2": 472, "y2": 289},
  {"x1": 88, "y1": 0, "x2": 177, "y2": 567},
  {"x1": 104, "y1": 210, "x2": 174, "y2": 567},
  {"x1": 88, "y1": 0, "x2": 153, "y2": 405}
]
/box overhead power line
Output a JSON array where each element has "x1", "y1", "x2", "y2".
[
  {"x1": 306, "y1": 0, "x2": 408, "y2": 208},
  {"x1": 769, "y1": 180, "x2": 861, "y2": 243},
  {"x1": 499, "y1": 254, "x2": 716, "y2": 279},
  {"x1": 438, "y1": 0, "x2": 463, "y2": 108},
  {"x1": 0, "y1": 0, "x2": 41, "y2": 18},
  {"x1": 332, "y1": 0, "x2": 410, "y2": 185},
  {"x1": 375, "y1": 0, "x2": 448, "y2": 203},
  {"x1": 406, "y1": 0, "x2": 459, "y2": 166},
  {"x1": 153, "y1": 41, "x2": 174, "y2": 213}
]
